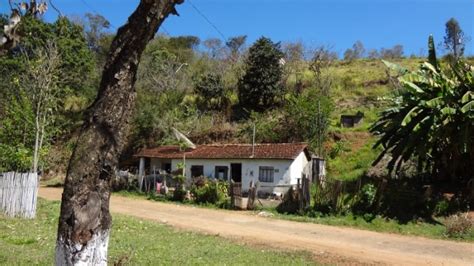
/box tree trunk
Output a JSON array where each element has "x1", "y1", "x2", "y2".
[{"x1": 55, "y1": 1, "x2": 183, "y2": 265}]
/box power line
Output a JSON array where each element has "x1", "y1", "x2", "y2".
[
  {"x1": 187, "y1": 0, "x2": 227, "y2": 40},
  {"x1": 160, "y1": 25, "x2": 170, "y2": 36}
]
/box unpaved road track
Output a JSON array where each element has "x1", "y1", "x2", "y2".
[{"x1": 40, "y1": 187, "x2": 473, "y2": 265}]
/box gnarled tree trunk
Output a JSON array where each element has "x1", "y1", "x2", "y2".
[{"x1": 55, "y1": 1, "x2": 183, "y2": 265}]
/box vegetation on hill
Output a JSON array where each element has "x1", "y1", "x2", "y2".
[{"x1": 0, "y1": 13, "x2": 472, "y2": 226}]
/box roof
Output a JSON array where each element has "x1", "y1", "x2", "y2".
[{"x1": 134, "y1": 143, "x2": 309, "y2": 160}]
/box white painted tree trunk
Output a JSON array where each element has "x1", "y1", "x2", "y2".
[{"x1": 55, "y1": 230, "x2": 109, "y2": 266}]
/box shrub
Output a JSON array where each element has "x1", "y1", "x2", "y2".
[
  {"x1": 328, "y1": 140, "x2": 351, "y2": 159},
  {"x1": 433, "y1": 199, "x2": 450, "y2": 217},
  {"x1": 312, "y1": 179, "x2": 353, "y2": 215},
  {"x1": 172, "y1": 186, "x2": 187, "y2": 202},
  {"x1": 276, "y1": 187, "x2": 300, "y2": 214},
  {"x1": 444, "y1": 213, "x2": 473, "y2": 238},
  {"x1": 352, "y1": 183, "x2": 377, "y2": 215},
  {"x1": 170, "y1": 174, "x2": 188, "y2": 202},
  {"x1": 191, "y1": 177, "x2": 229, "y2": 205}
]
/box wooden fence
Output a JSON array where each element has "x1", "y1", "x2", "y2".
[{"x1": 0, "y1": 172, "x2": 39, "y2": 219}]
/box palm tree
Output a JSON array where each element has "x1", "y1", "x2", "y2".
[{"x1": 370, "y1": 35, "x2": 473, "y2": 181}]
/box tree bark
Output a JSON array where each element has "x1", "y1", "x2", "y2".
[{"x1": 55, "y1": 1, "x2": 183, "y2": 265}]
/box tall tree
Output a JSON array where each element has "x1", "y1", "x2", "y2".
[
  {"x1": 367, "y1": 49, "x2": 379, "y2": 59},
  {"x1": 352, "y1": 40, "x2": 365, "y2": 59},
  {"x1": 55, "y1": 0, "x2": 184, "y2": 264},
  {"x1": 203, "y1": 37, "x2": 223, "y2": 59},
  {"x1": 310, "y1": 45, "x2": 336, "y2": 93},
  {"x1": 344, "y1": 41, "x2": 365, "y2": 61},
  {"x1": 444, "y1": 18, "x2": 465, "y2": 59},
  {"x1": 238, "y1": 36, "x2": 284, "y2": 112},
  {"x1": 225, "y1": 35, "x2": 246, "y2": 62},
  {"x1": 380, "y1": 44, "x2": 404, "y2": 59},
  {"x1": 21, "y1": 42, "x2": 61, "y2": 173},
  {"x1": 84, "y1": 13, "x2": 111, "y2": 52}
]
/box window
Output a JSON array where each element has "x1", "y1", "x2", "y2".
[
  {"x1": 191, "y1": 165, "x2": 204, "y2": 177},
  {"x1": 163, "y1": 163, "x2": 172, "y2": 174},
  {"x1": 259, "y1": 166, "x2": 274, "y2": 183},
  {"x1": 215, "y1": 166, "x2": 228, "y2": 180}
]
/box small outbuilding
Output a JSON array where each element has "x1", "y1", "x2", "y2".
[{"x1": 340, "y1": 111, "x2": 364, "y2": 128}]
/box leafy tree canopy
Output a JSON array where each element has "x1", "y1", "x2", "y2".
[
  {"x1": 444, "y1": 17, "x2": 466, "y2": 59},
  {"x1": 238, "y1": 36, "x2": 285, "y2": 112}
]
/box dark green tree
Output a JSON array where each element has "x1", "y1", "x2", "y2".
[
  {"x1": 194, "y1": 72, "x2": 227, "y2": 111},
  {"x1": 238, "y1": 37, "x2": 285, "y2": 112},
  {"x1": 444, "y1": 18, "x2": 465, "y2": 59}
]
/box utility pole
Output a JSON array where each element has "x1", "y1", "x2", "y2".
[{"x1": 251, "y1": 123, "x2": 256, "y2": 158}]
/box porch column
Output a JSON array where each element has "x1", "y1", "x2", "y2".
[{"x1": 139, "y1": 157, "x2": 145, "y2": 191}]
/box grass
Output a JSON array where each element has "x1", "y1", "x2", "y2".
[
  {"x1": 326, "y1": 133, "x2": 380, "y2": 181},
  {"x1": 41, "y1": 176, "x2": 64, "y2": 187},
  {"x1": 0, "y1": 199, "x2": 317, "y2": 265}
]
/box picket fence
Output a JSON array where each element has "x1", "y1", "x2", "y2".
[{"x1": 0, "y1": 172, "x2": 39, "y2": 219}]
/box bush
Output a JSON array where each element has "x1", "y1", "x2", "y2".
[
  {"x1": 352, "y1": 183, "x2": 377, "y2": 215},
  {"x1": 328, "y1": 140, "x2": 351, "y2": 159},
  {"x1": 444, "y1": 213, "x2": 473, "y2": 238},
  {"x1": 191, "y1": 177, "x2": 229, "y2": 205},
  {"x1": 433, "y1": 199, "x2": 450, "y2": 217},
  {"x1": 171, "y1": 174, "x2": 187, "y2": 202},
  {"x1": 276, "y1": 187, "x2": 300, "y2": 214},
  {"x1": 172, "y1": 186, "x2": 187, "y2": 202},
  {"x1": 312, "y1": 180, "x2": 353, "y2": 215}
]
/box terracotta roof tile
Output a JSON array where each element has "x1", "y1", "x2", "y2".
[{"x1": 134, "y1": 143, "x2": 309, "y2": 160}]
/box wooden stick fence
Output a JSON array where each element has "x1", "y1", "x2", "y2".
[{"x1": 0, "y1": 172, "x2": 39, "y2": 219}]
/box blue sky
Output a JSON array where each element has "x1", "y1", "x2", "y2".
[{"x1": 1, "y1": 0, "x2": 473, "y2": 56}]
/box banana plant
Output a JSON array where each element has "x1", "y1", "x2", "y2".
[{"x1": 370, "y1": 36, "x2": 473, "y2": 180}]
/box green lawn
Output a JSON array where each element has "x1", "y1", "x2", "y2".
[{"x1": 0, "y1": 199, "x2": 317, "y2": 265}]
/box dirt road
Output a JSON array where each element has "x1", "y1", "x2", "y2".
[{"x1": 39, "y1": 187, "x2": 473, "y2": 265}]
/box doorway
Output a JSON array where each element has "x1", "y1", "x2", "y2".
[{"x1": 230, "y1": 163, "x2": 242, "y2": 183}]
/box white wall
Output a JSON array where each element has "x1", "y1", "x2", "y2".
[
  {"x1": 149, "y1": 158, "x2": 172, "y2": 174},
  {"x1": 160, "y1": 151, "x2": 310, "y2": 193},
  {"x1": 288, "y1": 152, "x2": 310, "y2": 185}
]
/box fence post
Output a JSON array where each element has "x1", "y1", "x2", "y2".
[
  {"x1": 229, "y1": 179, "x2": 235, "y2": 209},
  {"x1": 247, "y1": 180, "x2": 258, "y2": 210},
  {"x1": 303, "y1": 175, "x2": 310, "y2": 209}
]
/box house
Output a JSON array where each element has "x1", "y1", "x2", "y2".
[{"x1": 134, "y1": 143, "x2": 314, "y2": 195}]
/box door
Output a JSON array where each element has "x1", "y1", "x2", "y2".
[{"x1": 230, "y1": 163, "x2": 242, "y2": 183}]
